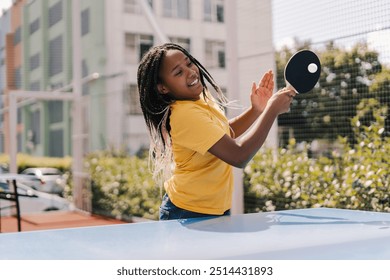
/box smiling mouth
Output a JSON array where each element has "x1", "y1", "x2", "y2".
[{"x1": 188, "y1": 79, "x2": 199, "y2": 87}]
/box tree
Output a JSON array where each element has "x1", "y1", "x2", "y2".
[
  {"x1": 369, "y1": 68, "x2": 390, "y2": 137},
  {"x1": 276, "y1": 40, "x2": 383, "y2": 144}
]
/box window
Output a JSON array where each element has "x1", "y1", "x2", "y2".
[
  {"x1": 81, "y1": 8, "x2": 89, "y2": 36},
  {"x1": 163, "y1": 0, "x2": 189, "y2": 19},
  {"x1": 30, "y1": 18, "x2": 40, "y2": 35},
  {"x1": 49, "y1": 1, "x2": 62, "y2": 27},
  {"x1": 49, "y1": 35, "x2": 63, "y2": 77},
  {"x1": 13, "y1": 27, "x2": 21, "y2": 45},
  {"x1": 82, "y1": 59, "x2": 89, "y2": 95},
  {"x1": 124, "y1": 33, "x2": 153, "y2": 64},
  {"x1": 30, "y1": 80, "x2": 40, "y2": 91},
  {"x1": 14, "y1": 67, "x2": 21, "y2": 89},
  {"x1": 124, "y1": 34, "x2": 136, "y2": 64},
  {"x1": 30, "y1": 53, "x2": 40, "y2": 71},
  {"x1": 17, "y1": 108, "x2": 22, "y2": 125},
  {"x1": 205, "y1": 40, "x2": 226, "y2": 68},
  {"x1": 31, "y1": 110, "x2": 41, "y2": 145},
  {"x1": 50, "y1": 82, "x2": 63, "y2": 90},
  {"x1": 17, "y1": 133, "x2": 22, "y2": 152},
  {"x1": 139, "y1": 35, "x2": 154, "y2": 60},
  {"x1": 204, "y1": 0, "x2": 224, "y2": 23},
  {"x1": 0, "y1": 133, "x2": 4, "y2": 153},
  {"x1": 49, "y1": 129, "x2": 63, "y2": 157},
  {"x1": 169, "y1": 37, "x2": 191, "y2": 52},
  {"x1": 124, "y1": 84, "x2": 142, "y2": 115},
  {"x1": 48, "y1": 101, "x2": 63, "y2": 123},
  {"x1": 124, "y1": 0, "x2": 153, "y2": 14}
]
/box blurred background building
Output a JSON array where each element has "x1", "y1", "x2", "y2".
[{"x1": 0, "y1": 0, "x2": 275, "y2": 159}]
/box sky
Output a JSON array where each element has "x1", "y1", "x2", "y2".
[
  {"x1": 272, "y1": 0, "x2": 390, "y2": 45},
  {"x1": 0, "y1": 0, "x2": 12, "y2": 17},
  {"x1": 272, "y1": 0, "x2": 390, "y2": 63}
]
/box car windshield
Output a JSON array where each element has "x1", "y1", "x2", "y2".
[
  {"x1": 22, "y1": 168, "x2": 61, "y2": 176},
  {"x1": 0, "y1": 181, "x2": 30, "y2": 196},
  {"x1": 0, "y1": 181, "x2": 9, "y2": 191},
  {"x1": 42, "y1": 171, "x2": 61, "y2": 175}
]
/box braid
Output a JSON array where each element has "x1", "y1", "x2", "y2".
[
  {"x1": 137, "y1": 43, "x2": 230, "y2": 184},
  {"x1": 137, "y1": 47, "x2": 172, "y2": 145}
]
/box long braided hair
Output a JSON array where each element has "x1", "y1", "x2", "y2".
[{"x1": 137, "y1": 43, "x2": 229, "y2": 184}]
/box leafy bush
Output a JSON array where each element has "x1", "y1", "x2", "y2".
[
  {"x1": 244, "y1": 98, "x2": 390, "y2": 213},
  {"x1": 0, "y1": 154, "x2": 72, "y2": 172},
  {"x1": 85, "y1": 151, "x2": 161, "y2": 220}
]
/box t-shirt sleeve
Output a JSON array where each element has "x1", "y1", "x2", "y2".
[{"x1": 170, "y1": 103, "x2": 227, "y2": 155}]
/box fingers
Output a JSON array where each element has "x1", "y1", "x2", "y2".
[
  {"x1": 267, "y1": 88, "x2": 296, "y2": 115},
  {"x1": 259, "y1": 70, "x2": 274, "y2": 88},
  {"x1": 251, "y1": 82, "x2": 257, "y2": 94},
  {"x1": 277, "y1": 88, "x2": 296, "y2": 111},
  {"x1": 286, "y1": 92, "x2": 295, "y2": 98},
  {"x1": 280, "y1": 87, "x2": 296, "y2": 98}
]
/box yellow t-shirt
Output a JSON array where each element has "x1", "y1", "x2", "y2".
[{"x1": 164, "y1": 94, "x2": 233, "y2": 215}]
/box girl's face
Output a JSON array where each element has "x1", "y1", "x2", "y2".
[{"x1": 158, "y1": 49, "x2": 203, "y2": 100}]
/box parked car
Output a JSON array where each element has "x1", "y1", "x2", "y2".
[
  {"x1": 20, "y1": 167, "x2": 66, "y2": 196},
  {"x1": 0, "y1": 164, "x2": 8, "y2": 174},
  {"x1": 0, "y1": 180, "x2": 75, "y2": 216}
]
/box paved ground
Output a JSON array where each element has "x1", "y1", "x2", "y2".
[{"x1": 0, "y1": 210, "x2": 128, "y2": 233}]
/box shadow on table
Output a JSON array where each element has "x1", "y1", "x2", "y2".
[{"x1": 179, "y1": 210, "x2": 390, "y2": 233}]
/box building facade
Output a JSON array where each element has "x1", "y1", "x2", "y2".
[
  {"x1": 0, "y1": 0, "x2": 276, "y2": 159},
  {"x1": 0, "y1": 6, "x2": 11, "y2": 153}
]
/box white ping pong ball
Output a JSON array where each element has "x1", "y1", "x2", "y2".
[{"x1": 308, "y1": 63, "x2": 318, "y2": 73}]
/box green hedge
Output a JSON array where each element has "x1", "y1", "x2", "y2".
[
  {"x1": 84, "y1": 151, "x2": 161, "y2": 220},
  {"x1": 0, "y1": 154, "x2": 72, "y2": 173},
  {"x1": 244, "y1": 98, "x2": 390, "y2": 213}
]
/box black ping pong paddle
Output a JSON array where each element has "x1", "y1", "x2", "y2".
[{"x1": 284, "y1": 49, "x2": 321, "y2": 94}]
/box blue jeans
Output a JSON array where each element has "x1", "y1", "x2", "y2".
[{"x1": 159, "y1": 194, "x2": 230, "y2": 220}]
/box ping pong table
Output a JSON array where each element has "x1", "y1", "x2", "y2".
[{"x1": 0, "y1": 207, "x2": 390, "y2": 259}]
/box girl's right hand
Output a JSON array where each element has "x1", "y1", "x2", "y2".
[{"x1": 267, "y1": 87, "x2": 296, "y2": 115}]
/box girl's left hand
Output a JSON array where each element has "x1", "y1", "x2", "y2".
[{"x1": 250, "y1": 70, "x2": 274, "y2": 114}]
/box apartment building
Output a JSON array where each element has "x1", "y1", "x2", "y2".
[
  {"x1": 0, "y1": 7, "x2": 11, "y2": 153},
  {"x1": 0, "y1": 0, "x2": 275, "y2": 158}
]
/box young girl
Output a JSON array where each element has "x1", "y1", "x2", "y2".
[{"x1": 137, "y1": 43, "x2": 295, "y2": 220}]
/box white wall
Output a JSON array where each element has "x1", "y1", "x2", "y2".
[
  {"x1": 104, "y1": 0, "x2": 126, "y2": 150},
  {"x1": 237, "y1": 0, "x2": 278, "y2": 149},
  {"x1": 228, "y1": 0, "x2": 276, "y2": 214}
]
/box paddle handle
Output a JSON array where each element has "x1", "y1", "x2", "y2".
[{"x1": 285, "y1": 81, "x2": 298, "y2": 94}]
